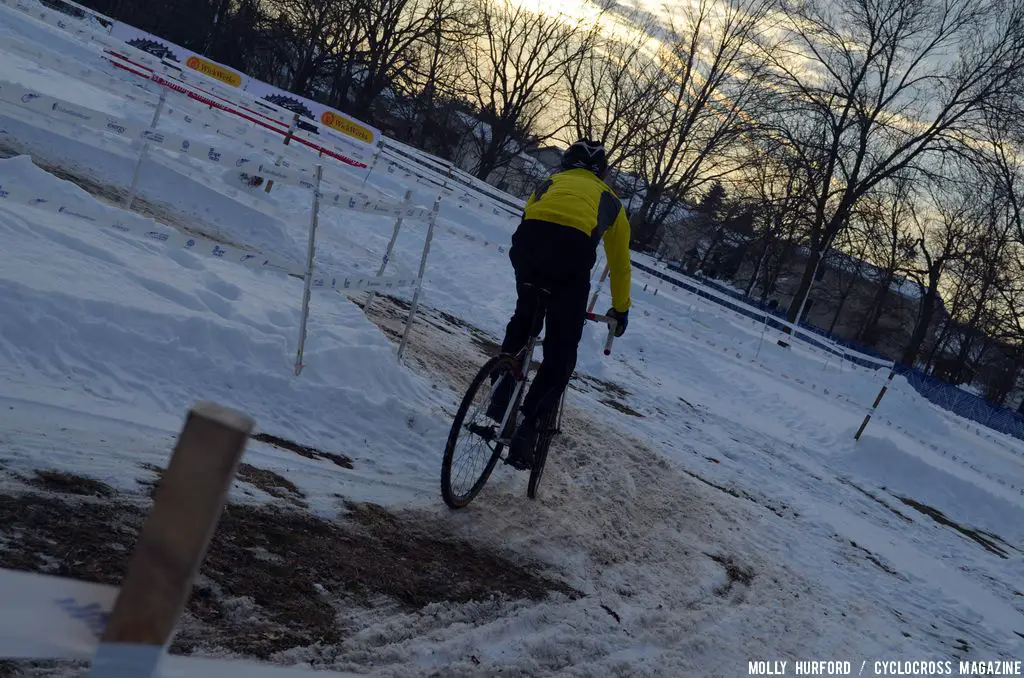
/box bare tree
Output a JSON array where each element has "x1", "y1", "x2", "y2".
[
  {"x1": 734, "y1": 137, "x2": 817, "y2": 300},
  {"x1": 458, "y1": 0, "x2": 598, "y2": 180},
  {"x1": 764, "y1": 0, "x2": 1024, "y2": 326},
  {"x1": 820, "y1": 226, "x2": 871, "y2": 335},
  {"x1": 938, "y1": 120, "x2": 1024, "y2": 381},
  {"x1": 401, "y1": 0, "x2": 477, "y2": 150},
  {"x1": 262, "y1": 0, "x2": 356, "y2": 96},
  {"x1": 629, "y1": 0, "x2": 777, "y2": 248},
  {"x1": 901, "y1": 172, "x2": 981, "y2": 367},
  {"x1": 855, "y1": 176, "x2": 918, "y2": 345},
  {"x1": 562, "y1": 10, "x2": 666, "y2": 169},
  {"x1": 344, "y1": 0, "x2": 465, "y2": 120}
]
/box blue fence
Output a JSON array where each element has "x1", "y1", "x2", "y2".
[
  {"x1": 632, "y1": 258, "x2": 1024, "y2": 444},
  {"x1": 892, "y1": 365, "x2": 1024, "y2": 441}
]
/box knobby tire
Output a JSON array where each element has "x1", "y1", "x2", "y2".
[{"x1": 441, "y1": 354, "x2": 518, "y2": 508}]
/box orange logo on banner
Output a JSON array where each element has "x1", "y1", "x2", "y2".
[
  {"x1": 320, "y1": 110, "x2": 374, "y2": 144},
  {"x1": 185, "y1": 55, "x2": 242, "y2": 87}
]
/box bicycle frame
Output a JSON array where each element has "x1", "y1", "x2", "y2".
[{"x1": 483, "y1": 311, "x2": 618, "y2": 442}]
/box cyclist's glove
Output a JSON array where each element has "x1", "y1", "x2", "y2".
[{"x1": 606, "y1": 307, "x2": 628, "y2": 337}]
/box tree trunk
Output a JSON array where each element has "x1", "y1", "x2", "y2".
[
  {"x1": 744, "y1": 241, "x2": 770, "y2": 296},
  {"x1": 475, "y1": 132, "x2": 507, "y2": 181},
  {"x1": 784, "y1": 250, "x2": 821, "y2": 326},
  {"x1": 698, "y1": 229, "x2": 725, "y2": 271},
  {"x1": 856, "y1": 272, "x2": 894, "y2": 343},
  {"x1": 828, "y1": 288, "x2": 851, "y2": 335},
  {"x1": 924, "y1": 322, "x2": 953, "y2": 374},
  {"x1": 901, "y1": 277, "x2": 940, "y2": 366},
  {"x1": 630, "y1": 188, "x2": 664, "y2": 249}
]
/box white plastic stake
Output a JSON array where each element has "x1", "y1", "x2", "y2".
[
  {"x1": 124, "y1": 88, "x2": 167, "y2": 210},
  {"x1": 755, "y1": 311, "x2": 770, "y2": 359},
  {"x1": 397, "y1": 199, "x2": 439, "y2": 362},
  {"x1": 294, "y1": 165, "x2": 323, "y2": 376},
  {"x1": 855, "y1": 368, "x2": 896, "y2": 440},
  {"x1": 362, "y1": 144, "x2": 382, "y2": 187},
  {"x1": 265, "y1": 113, "x2": 300, "y2": 194},
  {"x1": 365, "y1": 189, "x2": 413, "y2": 314},
  {"x1": 587, "y1": 262, "x2": 610, "y2": 313}
]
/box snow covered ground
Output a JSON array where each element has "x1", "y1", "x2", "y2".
[{"x1": 0, "y1": 5, "x2": 1022, "y2": 676}]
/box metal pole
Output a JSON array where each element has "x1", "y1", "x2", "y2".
[
  {"x1": 125, "y1": 88, "x2": 167, "y2": 210},
  {"x1": 294, "y1": 165, "x2": 323, "y2": 376},
  {"x1": 855, "y1": 367, "x2": 896, "y2": 440},
  {"x1": 397, "y1": 199, "x2": 440, "y2": 362},
  {"x1": 365, "y1": 189, "x2": 413, "y2": 314},
  {"x1": 587, "y1": 262, "x2": 610, "y2": 313}
]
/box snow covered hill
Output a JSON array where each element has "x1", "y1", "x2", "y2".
[{"x1": 0, "y1": 4, "x2": 1022, "y2": 676}]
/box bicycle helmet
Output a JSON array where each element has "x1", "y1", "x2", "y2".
[{"x1": 561, "y1": 139, "x2": 608, "y2": 177}]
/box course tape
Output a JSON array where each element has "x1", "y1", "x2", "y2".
[
  {"x1": 0, "y1": 183, "x2": 420, "y2": 292},
  {"x1": 0, "y1": 78, "x2": 310, "y2": 181},
  {"x1": 321, "y1": 189, "x2": 434, "y2": 221},
  {"x1": 380, "y1": 141, "x2": 523, "y2": 215},
  {"x1": 438, "y1": 223, "x2": 509, "y2": 254},
  {"x1": 633, "y1": 261, "x2": 894, "y2": 371},
  {"x1": 0, "y1": 34, "x2": 160, "y2": 106},
  {"x1": 381, "y1": 154, "x2": 519, "y2": 221},
  {"x1": 0, "y1": 80, "x2": 439, "y2": 224},
  {"x1": 0, "y1": 9, "x2": 520, "y2": 224},
  {"x1": 0, "y1": 0, "x2": 372, "y2": 169},
  {"x1": 0, "y1": 34, "x2": 330, "y2": 183}
]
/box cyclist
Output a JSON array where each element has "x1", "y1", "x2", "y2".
[{"x1": 488, "y1": 139, "x2": 632, "y2": 469}]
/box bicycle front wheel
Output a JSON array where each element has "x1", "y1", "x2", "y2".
[{"x1": 441, "y1": 354, "x2": 518, "y2": 508}]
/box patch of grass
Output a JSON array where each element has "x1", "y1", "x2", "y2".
[
  {"x1": 0, "y1": 489, "x2": 578, "y2": 659},
  {"x1": 706, "y1": 553, "x2": 755, "y2": 596},
  {"x1": 0, "y1": 493, "x2": 141, "y2": 583},
  {"x1": 679, "y1": 468, "x2": 792, "y2": 519},
  {"x1": 848, "y1": 540, "x2": 904, "y2": 579},
  {"x1": 251, "y1": 432, "x2": 353, "y2": 470},
  {"x1": 836, "y1": 478, "x2": 914, "y2": 523},
  {"x1": 236, "y1": 464, "x2": 306, "y2": 506},
  {"x1": 894, "y1": 496, "x2": 1011, "y2": 558},
  {"x1": 28, "y1": 470, "x2": 114, "y2": 498},
  {"x1": 600, "y1": 397, "x2": 644, "y2": 418},
  {"x1": 600, "y1": 603, "x2": 621, "y2": 623}
]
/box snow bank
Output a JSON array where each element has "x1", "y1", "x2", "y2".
[{"x1": 0, "y1": 154, "x2": 446, "y2": 508}]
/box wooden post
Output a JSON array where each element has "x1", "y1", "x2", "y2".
[
  {"x1": 89, "y1": 402, "x2": 254, "y2": 677},
  {"x1": 855, "y1": 368, "x2": 897, "y2": 440}
]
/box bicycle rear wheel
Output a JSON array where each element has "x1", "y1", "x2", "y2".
[
  {"x1": 442, "y1": 354, "x2": 519, "y2": 508},
  {"x1": 527, "y1": 405, "x2": 559, "y2": 500}
]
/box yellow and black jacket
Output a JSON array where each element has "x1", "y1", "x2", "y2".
[{"x1": 517, "y1": 169, "x2": 632, "y2": 312}]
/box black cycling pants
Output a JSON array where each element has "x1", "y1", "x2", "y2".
[{"x1": 495, "y1": 219, "x2": 594, "y2": 422}]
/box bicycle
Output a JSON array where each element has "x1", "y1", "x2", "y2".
[{"x1": 441, "y1": 284, "x2": 618, "y2": 508}]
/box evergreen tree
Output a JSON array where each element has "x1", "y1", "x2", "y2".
[{"x1": 697, "y1": 181, "x2": 727, "y2": 220}]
